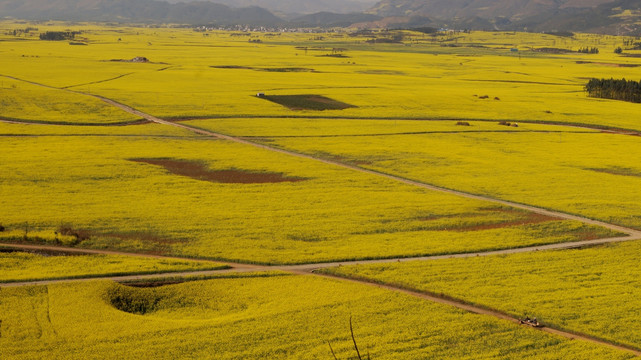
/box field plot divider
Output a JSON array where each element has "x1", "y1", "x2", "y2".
[
  {"x1": 89, "y1": 93, "x2": 641, "y2": 238},
  {"x1": 313, "y1": 272, "x2": 641, "y2": 358}
]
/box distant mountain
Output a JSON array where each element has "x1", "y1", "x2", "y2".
[
  {"x1": 0, "y1": 0, "x2": 283, "y2": 25},
  {"x1": 519, "y1": 0, "x2": 641, "y2": 34},
  {"x1": 365, "y1": 0, "x2": 641, "y2": 34},
  {"x1": 367, "y1": 0, "x2": 613, "y2": 19},
  {"x1": 291, "y1": 12, "x2": 381, "y2": 27},
  {"x1": 166, "y1": 0, "x2": 379, "y2": 16},
  {"x1": 1, "y1": 0, "x2": 639, "y2": 34}
]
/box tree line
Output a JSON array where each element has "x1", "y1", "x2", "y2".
[
  {"x1": 578, "y1": 47, "x2": 599, "y2": 54},
  {"x1": 39, "y1": 31, "x2": 80, "y2": 41},
  {"x1": 585, "y1": 78, "x2": 641, "y2": 103}
]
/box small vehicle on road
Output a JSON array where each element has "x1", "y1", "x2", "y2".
[{"x1": 519, "y1": 317, "x2": 542, "y2": 327}]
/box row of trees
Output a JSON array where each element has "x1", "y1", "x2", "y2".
[
  {"x1": 39, "y1": 31, "x2": 80, "y2": 41},
  {"x1": 585, "y1": 78, "x2": 641, "y2": 103},
  {"x1": 578, "y1": 47, "x2": 599, "y2": 54},
  {"x1": 6, "y1": 27, "x2": 38, "y2": 36}
]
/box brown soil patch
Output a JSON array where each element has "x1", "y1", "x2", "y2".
[
  {"x1": 586, "y1": 167, "x2": 641, "y2": 178},
  {"x1": 428, "y1": 207, "x2": 563, "y2": 232},
  {"x1": 576, "y1": 61, "x2": 641, "y2": 67},
  {"x1": 211, "y1": 65, "x2": 316, "y2": 72},
  {"x1": 259, "y1": 67, "x2": 316, "y2": 73},
  {"x1": 77, "y1": 230, "x2": 182, "y2": 255},
  {"x1": 313, "y1": 152, "x2": 372, "y2": 166},
  {"x1": 0, "y1": 247, "x2": 83, "y2": 257},
  {"x1": 211, "y1": 65, "x2": 253, "y2": 69},
  {"x1": 260, "y1": 95, "x2": 356, "y2": 111},
  {"x1": 121, "y1": 280, "x2": 187, "y2": 288},
  {"x1": 533, "y1": 47, "x2": 574, "y2": 54},
  {"x1": 454, "y1": 212, "x2": 560, "y2": 232},
  {"x1": 130, "y1": 158, "x2": 307, "y2": 184}
]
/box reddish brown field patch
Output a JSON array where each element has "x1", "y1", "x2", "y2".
[
  {"x1": 576, "y1": 61, "x2": 641, "y2": 67},
  {"x1": 427, "y1": 207, "x2": 563, "y2": 232},
  {"x1": 130, "y1": 158, "x2": 307, "y2": 184},
  {"x1": 454, "y1": 212, "x2": 560, "y2": 232},
  {"x1": 586, "y1": 167, "x2": 641, "y2": 178},
  {"x1": 417, "y1": 207, "x2": 560, "y2": 232}
]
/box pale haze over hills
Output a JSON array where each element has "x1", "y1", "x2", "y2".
[
  {"x1": 166, "y1": 0, "x2": 379, "y2": 16},
  {"x1": 0, "y1": 0, "x2": 639, "y2": 34},
  {"x1": 368, "y1": 0, "x2": 615, "y2": 18},
  {"x1": 365, "y1": 0, "x2": 641, "y2": 34}
]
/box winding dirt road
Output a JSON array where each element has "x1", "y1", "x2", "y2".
[
  {"x1": 314, "y1": 272, "x2": 641, "y2": 357},
  {"x1": 3, "y1": 74, "x2": 641, "y2": 356},
  {"x1": 2, "y1": 230, "x2": 639, "y2": 282},
  {"x1": 92, "y1": 94, "x2": 641, "y2": 237},
  {"x1": 0, "y1": 244, "x2": 641, "y2": 356},
  {"x1": 2, "y1": 241, "x2": 640, "y2": 357}
]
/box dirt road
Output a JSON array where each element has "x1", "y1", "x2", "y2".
[
  {"x1": 315, "y1": 272, "x2": 641, "y2": 357},
  {"x1": 3, "y1": 75, "x2": 641, "y2": 356},
  {"x1": 2, "y1": 243, "x2": 639, "y2": 357},
  {"x1": 3, "y1": 231, "x2": 639, "y2": 282},
  {"x1": 91, "y1": 94, "x2": 641, "y2": 237}
]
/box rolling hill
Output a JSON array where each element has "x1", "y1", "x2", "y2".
[
  {"x1": 365, "y1": 0, "x2": 641, "y2": 34},
  {"x1": 0, "y1": 0, "x2": 282, "y2": 25},
  {"x1": 166, "y1": 0, "x2": 379, "y2": 17}
]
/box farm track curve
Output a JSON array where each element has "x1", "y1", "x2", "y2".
[
  {"x1": 3, "y1": 73, "x2": 641, "y2": 136},
  {"x1": 92, "y1": 94, "x2": 641, "y2": 237},
  {"x1": 3, "y1": 74, "x2": 641, "y2": 356},
  {"x1": 2, "y1": 241, "x2": 641, "y2": 357}
]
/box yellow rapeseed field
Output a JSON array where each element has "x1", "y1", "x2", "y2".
[
  {"x1": 0, "y1": 77, "x2": 140, "y2": 124},
  {"x1": 1, "y1": 22, "x2": 640, "y2": 129},
  {"x1": 261, "y1": 125, "x2": 641, "y2": 228},
  {"x1": 0, "y1": 250, "x2": 225, "y2": 282},
  {"x1": 324, "y1": 240, "x2": 641, "y2": 349},
  {"x1": 1, "y1": 19, "x2": 640, "y2": 358},
  {"x1": 1, "y1": 130, "x2": 611, "y2": 263},
  {"x1": 0, "y1": 275, "x2": 633, "y2": 359}
]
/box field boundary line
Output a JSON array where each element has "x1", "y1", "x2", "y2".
[
  {"x1": 4, "y1": 243, "x2": 641, "y2": 356},
  {"x1": 4, "y1": 75, "x2": 641, "y2": 356},
  {"x1": 0, "y1": 242, "x2": 264, "y2": 270},
  {"x1": 87, "y1": 93, "x2": 641, "y2": 237},
  {"x1": 61, "y1": 72, "x2": 136, "y2": 89},
  {"x1": 279, "y1": 234, "x2": 641, "y2": 271},
  {"x1": 313, "y1": 272, "x2": 641, "y2": 358},
  {"x1": 3, "y1": 73, "x2": 641, "y2": 136},
  {"x1": 5, "y1": 265, "x2": 639, "y2": 357},
  {"x1": 3, "y1": 233, "x2": 640, "y2": 283},
  {"x1": 0, "y1": 267, "x2": 262, "y2": 288}
]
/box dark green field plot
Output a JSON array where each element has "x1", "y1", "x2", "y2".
[
  {"x1": 260, "y1": 95, "x2": 356, "y2": 110},
  {"x1": 212, "y1": 66, "x2": 316, "y2": 72}
]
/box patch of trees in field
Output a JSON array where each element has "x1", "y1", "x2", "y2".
[
  {"x1": 585, "y1": 78, "x2": 641, "y2": 103},
  {"x1": 39, "y1": 31, "x2": 80, "y2": 41},
  {"x1": 578, "y1": 47, "x2": 599, "y2": 54},
  {"x1": 6, "y1": 27, "x2": 38, "y2": 36}
]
